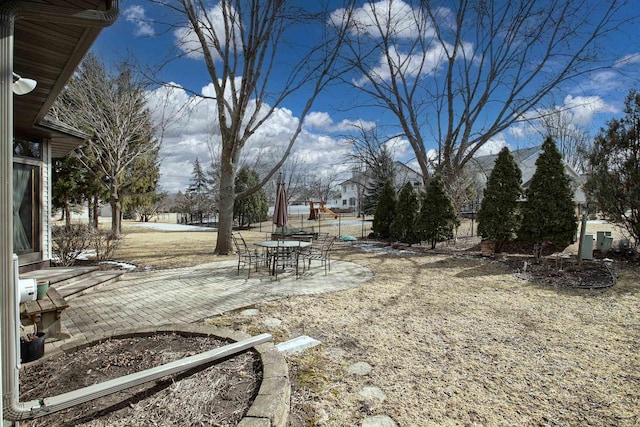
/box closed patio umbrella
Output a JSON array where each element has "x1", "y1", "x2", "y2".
[{"x1": 273, "y1": 173, "x2": 288, "y2": 238}]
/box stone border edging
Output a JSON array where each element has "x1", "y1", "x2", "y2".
[{"x1": 38, "y1": 324, "x2": 290, "y2": 427}]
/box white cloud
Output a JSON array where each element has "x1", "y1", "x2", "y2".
[
  {"x1": 147, "y1": 84, "x2": 351, "y2": 193},
  {"x1": 303, "y1": 112, "x2": 333, "y2": 130},
  {"x1": 509, "y1": 94, "x2": 617, "y2": 141},
  {"x1": 562, "y1": 95, "x2": 617, "y2": 125},
  {"x1": 383, "y1": 135, "x2": 412, "y2": 160},
  {"x1": 614, "y1": 52, "x2": 640, "y2": 68},
  {"x1": 123, "y1": 5, "x2": 155, "y2": 37},
  {"x1": 331, "y1": 0, "x2": 441, "y2": 39},
  {"x1": 303, "y1": 111, "x2": 376, "y2": 133},
  {"x1": 474, "y1": 135, "x2": 509, "y2": 157},
  {"x1": 174, "y1": 4, "x2": 241, "y2": 60},
  {"x1": 579, "y1": 70, "x2": 621, "y2": 94},
  {"x1": 353, "y1": 44, "x2": 449, "y2": 86}
]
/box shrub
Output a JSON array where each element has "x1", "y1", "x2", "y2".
[
  {"x1": 391, "y1": 182, "x2": 419, "y2": 243},
  {"x1": 372, "y1": 179, "x2": 397, "y2": 239},
  {"x1": 477, "y1": 147, "x2": 522, "y2": 252},
  {"x1": 418, "y1": 175, "x2": 460, "y2": 249},
  {"x1": 519, "y1": 137, "x2": 577, "y2": 259},
  {"x1": 90, "y1": 228, "x2": 121, "y2": 262},
  {"x1": 52, "y1": 224, "x2": 92, "y2": 266},
  {"x1": 52, "y1": 225, "x2": 121, "y2": 266}
]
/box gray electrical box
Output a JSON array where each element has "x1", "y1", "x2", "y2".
[{"x1": 580, "y1": 234, "x2": 594, "y2": 260}]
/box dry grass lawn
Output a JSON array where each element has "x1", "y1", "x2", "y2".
[{"x1": 112, "y1": 220, "x2": 640, "y2": 426}]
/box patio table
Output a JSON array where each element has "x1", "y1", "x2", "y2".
[{"x1": 255, "y1": 240, "x2": 311, "y2": 276}]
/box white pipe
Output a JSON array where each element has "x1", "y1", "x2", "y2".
[
  {"x1": 0, "y1": 11, "x2": 16, "y2": 425},
  {"x1": 7, "y1": 333, "x2": 272, "y2": 421}
]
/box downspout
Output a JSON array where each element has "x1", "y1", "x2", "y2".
[
  {"x1": 0, "y1": 11, "x2": 14, "y2": 426},
  {"x1": 0, "y1": 1, "x2": 118, "y2": 423}
]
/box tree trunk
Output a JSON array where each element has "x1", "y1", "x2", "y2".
[
  {"x1": 64, "y1": 200, "x2": 71, "y2": 228},
  {"x1": 215, "y1": 159, "x2": 236, "y2": 255},
  {"x1": 92, "y1": 196, "x2": 99, "y2": 229},
  {"x1": 88, "y1": 197, "x2": 95, "y2": 229},
  {"x1": 110, "y1": 185, "x2": 121, "y2": 237}
]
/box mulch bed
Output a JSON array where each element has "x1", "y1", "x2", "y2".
[
  {"x1": 19, "y1": 333, "x2": 261, "y2": 426},
  {"x1": 382, "y1": 238, "x2": 619, "y2": 289}
]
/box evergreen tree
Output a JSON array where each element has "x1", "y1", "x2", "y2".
[
  {"x1": 372, "y1": 179, "x2": 397, "y2": 239},
  {"x1": 186, "y1": 158, "x2": 213, "y2": 223},
  {"x1": 234, "y1": 167, "x2": 268, "y2": 228},
  {"x1": 122, "y1": 140, "x2": 162, "y2": 221},
  {"x1": 390, "y1": 182, "x2": 419, "y2": 243},
  {"x1": 190, "y1": 158, "x2": 208, "y2": 193},
  {"x1": 519, "y1": 137, "x2": 577, "y2": 258},
  {"x1": 418, "y1": 175, "x2": 460, "y2": 249},
  {"x1": 52, "y1": 154, "x2": 83, "y2": 227},
  {"x1": 584, "y1": 89, "x2": 640, "y2": 248},
  {"x1": 363, "y1": 146, "x2": 395, "y2": 215},
  {"x1": 477, "y1": 147, "x2": 523, "y2": 252}
]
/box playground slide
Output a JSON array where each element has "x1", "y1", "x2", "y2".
[{"x1": 321, "y1": 205, "x2": 338, "y2": 219}]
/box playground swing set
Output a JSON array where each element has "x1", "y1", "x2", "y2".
[{"x1": 307, "y1": 200, "x2": 338, "y2": 220}]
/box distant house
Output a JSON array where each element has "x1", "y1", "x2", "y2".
[
  {"x1": 339, "y1": 161, "x2": 424, "y2": 214},
  {"x1": 465, "y1": 146, "x2": 587, "y2": 214}
]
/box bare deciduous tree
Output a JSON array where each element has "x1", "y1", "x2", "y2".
[
  {"x1": 157, "y1": 0, "x2": 353, "y2": 254},
  {"x1": 335, "y1": 0, "x2": 630, "y2": 185},
  {"x1": 52, "y1": 54, "x2": 160, "y2": 236},
  {"x1": 536, "y1": 107, "x2": 592, "y2": 172}
]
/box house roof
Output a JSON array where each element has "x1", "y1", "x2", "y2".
[
  {"x1": 9, "y1": 0, "x2": 119, "y2": 157},
  {"x1": 466, "y1": 146, "x2": 541, "y2": 179},
  {"x1": 467, "y1": 145, "x2": 586, "y2": 203},
  {"x1": 340, "y1": 161, "x2": 423, "y2": 186}
]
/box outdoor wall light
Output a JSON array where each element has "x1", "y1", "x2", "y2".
[{"x1": 12, "y1": 72, "x2": 37, "y2": 95}]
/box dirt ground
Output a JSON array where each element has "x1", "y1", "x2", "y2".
[
  {"x1": 28, "y1": 218, "x2": 639, "y2": 426},
  {"x1": 19, "y1": 334, "x2": 261, "y2": 426},
  {"x1": 219, "y1": 243, "x2": 638, "y2": 426}
]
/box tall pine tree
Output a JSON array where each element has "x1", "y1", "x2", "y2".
[
  {"x1": 519, "y1": 137, "x2": 577, "y2": 258},
  {"x1": 52, "y1": 154, "x2": 83, "y2": 227},
  {"x1": 363, "y1": 147, "x2": 395, "y2": 215},
  {"x1": 418, "y1": 175, "x2": 459, "y2": 249},
  {"x1": 234, "y1": 167, "x2": 268, "y2": 228},
  {"x1": 391, "y1": 182, "x2": 419, "y2": 243},
  {"x1": 373, "y1": 179, "x2": 397, "y2": 239},
  {"x1": 477, "y1": 147, "x2": 522, "y2": 252},
  {"x1": 186, "y1": 158, "x2": 213, "y2": 224}
]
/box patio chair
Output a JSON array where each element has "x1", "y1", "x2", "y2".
[
  {"x1": 231, "y1": 233, "x2": 266, "y2": 278},
  {"x1": 272, "y1": 240, "x2": 301, "y2": 280},
  {"x1": 303, "y1": 235, "x2": 336, "y2": 275}
]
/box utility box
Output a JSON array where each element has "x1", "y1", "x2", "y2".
[
  {"x1": 596, "y1": 231, "x2": 612, "y2": 250},
  {"x1": 19, "y1": 278, "x2": 37, "y2": 303},
  {"x1": 602, "y1": 236, "x2": 614, "y2": 253},
  {"x1": 580, "y1": 234, "x2": 594, "y2": 260}
]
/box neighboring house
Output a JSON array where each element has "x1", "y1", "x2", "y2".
[
  {"x1": 465, "y1": 145, "x2": 587, "y2": 213},
  {"x1": 2, "y1": 2, "x2": 119, "y2": 274},
  {"x1": 339, "y1": 161, "x2": 424, "y2": 214}
]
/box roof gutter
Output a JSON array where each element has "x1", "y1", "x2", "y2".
[{"x1": 1, "y1": 0, "x2": 119, "y2": 27}]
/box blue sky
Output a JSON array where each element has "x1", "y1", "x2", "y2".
[{"x1": 90, "y1": 1, "x2": 640, "y2": 194}]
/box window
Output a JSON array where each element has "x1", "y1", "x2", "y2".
[
  {"x1": 349, "y1": 197, "x2": 356, "y2": 206},
  {"x1": 14, "y1": 138, "x2": 42, "y2": 160},
  {"x1": 343, "y1": 200, "x2": 347, "y2": 206},
  {"x1": 13, "y1": 163, "x2": 41, "y2": 255}
]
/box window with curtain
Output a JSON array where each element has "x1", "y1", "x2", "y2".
[{"x1": 13, "y1": 163, "x2": 40, "y2": 254}]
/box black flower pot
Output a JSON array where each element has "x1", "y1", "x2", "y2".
[{"x1": 21, "y1": 332, "x2": 45, "y2": 363}]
